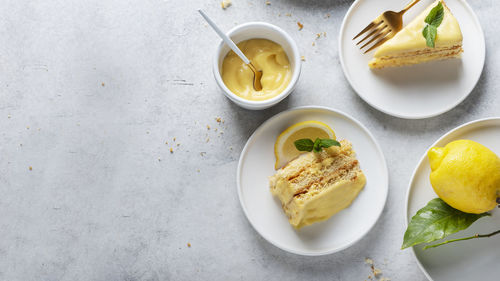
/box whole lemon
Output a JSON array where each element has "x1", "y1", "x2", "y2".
[{"x1": 428, "y1": 139, "x2": 500, "y2": 214}]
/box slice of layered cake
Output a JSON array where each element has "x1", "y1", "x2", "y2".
[
  {"x1": 269, "y1": 140, "x2": 366, "y2": 229},
  {"x1": 369, "y1": 0, "x2": 463, "y2": 69}
]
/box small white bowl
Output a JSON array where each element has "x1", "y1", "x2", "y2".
[{"x1": 213, "y1": 22, "x2": 301, "y2": 110}]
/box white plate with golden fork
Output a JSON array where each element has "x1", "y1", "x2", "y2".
[{"x1": 338, "y1": 0, "x2": 485, "y2": 119}]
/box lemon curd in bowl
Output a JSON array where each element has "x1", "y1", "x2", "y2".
[{"x1": 221, "y1": 39, "x2": 292, "y2": 101}]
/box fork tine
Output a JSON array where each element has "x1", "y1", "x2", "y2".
[
  {"x1": 364, "y1": 34, "x2": 393, "y2": 53},
  {"x1": 359, "y1": 27, "x2": 389, "y2": 49},
  {"x1": 353, "y1": 20, "x2": 383, "y2": 41},
  {"x1": 357, "y1": 24, "x2": 387, "y2": 46},
  {"x1": 356, "y1": 24, "x2": 384, "y2": 45}
]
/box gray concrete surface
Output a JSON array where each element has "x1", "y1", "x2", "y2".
[{"x1": 0, "y1": 0, "x2": 498, "y2": 280}]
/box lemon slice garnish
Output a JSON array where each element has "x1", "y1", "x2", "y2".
[{"x1": 274, "y1": 120, "x2": 336, "y2": 169}]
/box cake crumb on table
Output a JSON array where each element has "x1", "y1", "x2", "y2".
[
  {"x1": 170, "y1": 148, "x2": 173, "y2": 153},
  {"x1": 221, "y1": 0, "x2": 231, "y2": 9},
  {"x1": 297, "y1": 22, "x2": 303, "y2": 30},
  {"x1": 364, "y1": 258, "x2": 374, "y2": 265},
  {"x1": 187, "y1": 242, "x2": 191, "y2": 247},
  {"x1": 265, "y1": 1, "x2": 271, "y2": 5},
  {"x1": 301, "y1": 56, "x2": 305, "y2": 61},
  {"x1": 29, "y1": 166, "x2": 32, "y2": 171}
]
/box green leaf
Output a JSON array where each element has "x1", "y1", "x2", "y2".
[
  {"x1": 295, "y1": 138, "x2": 342, "y2": 153},
  {"x1": 313, "y1": 138, "x2": 322, "y2": 152},
  {"x1": 425, "y1": 2, "x2": 444, "y2": 26},
  {"x1": 319, "y1": 139, "x2": 341, "y2": 149},
  {"x1": 430, "y1": 3, "x2": 444, "y2": 26},
  {"x1": 401, "y1": 198, "x2": 490, "y2": 249},
  {"x1": 422, "y1": 2, "x2": 444, "y2": 48},
  {"x1": 294, "y1": 139, "x2": 314, "y2": 152},
  {"x1": 423, "y1": 25, "x2": 437, "y2": 48}
]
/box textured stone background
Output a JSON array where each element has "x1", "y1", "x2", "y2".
[{"x1": 0, "y1": 0, "x2": 498, "y2": 280}]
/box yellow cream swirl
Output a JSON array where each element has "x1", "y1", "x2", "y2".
[{"x1": 222, "y1": 39, "x2": 291, "y2": 101}]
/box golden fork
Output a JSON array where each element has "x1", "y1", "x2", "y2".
[{"x1": 353, "y1": 0, "x2": 422, "y2": 53}]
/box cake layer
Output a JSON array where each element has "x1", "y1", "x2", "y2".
[
  {"x1": 269, "y1": 140, "x2": 366, "y2": 229},
  {"x1": 369, "y1": 46, "x2": 463, "y2": 69}
]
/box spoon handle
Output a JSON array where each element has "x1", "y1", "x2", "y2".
[{"x1": 198, "y1": 10, "x2": 250, "y2": 65}]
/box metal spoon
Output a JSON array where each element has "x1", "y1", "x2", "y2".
[{"x1": 198, "y1": 10, "x2": 263, "y2": 91}]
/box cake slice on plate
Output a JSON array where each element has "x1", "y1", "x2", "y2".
[
  {"x1": 269, "y1": 140, "x2": 366, "y2": 229},
  {"x1": 369, "y1": 0, "x2": 463, "y2": 69}
]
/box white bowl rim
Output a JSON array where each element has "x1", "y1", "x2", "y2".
[
  {"x1": 213, "y1": 21, "x2": 301, "y2": 108},
  {"x1": 236, "y1": 105, "x2": 389, "y2": 256},
  {"x1": 404, "y1": 116, "x2": 500, "y2": 281}
]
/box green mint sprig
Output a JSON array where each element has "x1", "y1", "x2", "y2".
[
  {"x1": 294, "y1": 138, "x2": 340, "y2": 153},
  {"x1": 422, "y1": 2, "x2": 444, "y2": 48}
]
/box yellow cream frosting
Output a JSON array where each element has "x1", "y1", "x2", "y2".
[
  {"x1": 221, "y1": 39, "x2": 291, "y2": 101},
  {"x1": 373, "y1": 0, "x2": 462, "y2": 58},
  {"x1": 270, "y1": 140, "x2": 366, "y2": 229}
]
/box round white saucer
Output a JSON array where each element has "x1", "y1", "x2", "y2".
[
  {"x1": 339, "y1": 0, "x2": 485, "y2": 119},
  {"x1": 406, "y1": 117, "x2": 500, "y2": 281},
  {"x1": 237, "y1": 106, "x2": 388, "y2": 255}
]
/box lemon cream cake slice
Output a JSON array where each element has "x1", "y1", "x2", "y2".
[
  {"x1": 369, "y1": 0, "x2": 463, "y2": 69},
  {"x1": 269, "y1": 140, "x2": 366, "y2": 229}
]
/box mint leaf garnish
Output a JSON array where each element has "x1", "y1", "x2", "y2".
[
  {"x1": 294, "y1": 138, "x2": 341, "y2": 153},
  {"x1": 422, "y1": 2, "x2": 444, "y2": 48},
  {"x1": 319, "y1": 139, "x2": 341, "y2": 148},
  {"x1": 422, "y1": 25, "x2": 437, "y2": 48},
  {"x1": 294, "y1": 139, "x2": 314, "y2": 152},
  {"x1": 313, "y1": 138, "x2": 322, "y2": 152}
]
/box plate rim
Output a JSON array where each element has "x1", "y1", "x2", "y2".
[
  {"x1": 236, "y1": 105, "x2": 389, "y2": 256},
  {"x1": 404, "y1": 117, "x2": 500, "y2": 281},
  {"x1": 338, "y1": 0, "x2": 486, "y2": 119}
]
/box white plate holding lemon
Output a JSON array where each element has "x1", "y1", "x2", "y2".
[
  {"x1": 237, "y1": 106, "x2": 388, "y2": 255},
  {"x1": 406, "y1": 117, "x2": 500, "y2": 281}
]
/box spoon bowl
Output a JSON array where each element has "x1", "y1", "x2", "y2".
[{"x1": 248, "y1": 62, "x2": 263, "y2": 91}]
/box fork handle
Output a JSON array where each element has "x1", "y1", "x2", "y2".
[{"x1": 400, "y1": 0, "x2": 421, "y2": 14}]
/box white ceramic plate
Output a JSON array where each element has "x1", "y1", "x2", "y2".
[
  {"x1": 339, "y1": 0, "x2": 485, "y2": 119},
  {"x1": 237, "y1": 106, "x2": 388, "y2": 255},
  {"x1": 406, "y1": 118, "x2": 500, "y2": 281}
]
